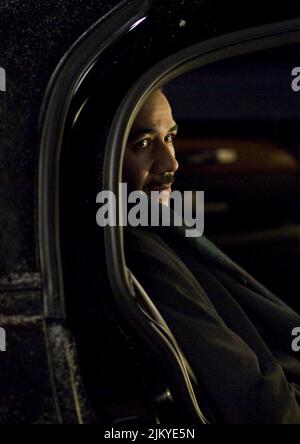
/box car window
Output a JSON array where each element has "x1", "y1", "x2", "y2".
[{"x1": 122, "y1": 42, "x2": 300, "y2": 311}]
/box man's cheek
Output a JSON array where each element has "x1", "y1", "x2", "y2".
[
  {"x1": 140, "y1": 173, "x2": 149, "y2": 191},
  {"x1": 130, "y1": 161, "x2": 149, "y2": 189},
  {"x1": 123, "y1": 157, "x2": 136, "y2": 182},
  {"x1": 124, "y1": 167, "x2": 144, "y2": 190}
]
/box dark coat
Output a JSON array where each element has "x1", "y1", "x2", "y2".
[{"x1": 125, "y1": 220, "x2": 300, "y2": 424}]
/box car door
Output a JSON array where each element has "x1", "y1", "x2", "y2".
[{"x1": 1, "y1": 0, "x2": 300, "y2": 424}]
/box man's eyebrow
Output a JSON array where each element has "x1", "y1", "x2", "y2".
[
  {"x1": 128, "y1": 123, "x2": 178, "y2": 141},
  {"x1": 128, "y1": 128, "x2": 156, "y2": 141},
  {"x1": 169, "y1": 123, "x2": 179, "y2": 133}
]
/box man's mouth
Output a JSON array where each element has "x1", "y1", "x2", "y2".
[
  {"x1": 143, "y1": 184, "x2": 172, "y2": 205},
  {"x1": 150, "y1": 184, "x2": 171, "y2": 191},
  {"x1": 144, "y1": 183, "x2": 171, "y2": 194},
  {"x1": 144, "y1": 174, "x2": 174, "y2": 194}
]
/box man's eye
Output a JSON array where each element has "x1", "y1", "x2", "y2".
[
  {"x1": 165, "y1": 133, "x2": 176, "y2": 143},
  {"x1": 133, "y1": 138, "x2": 151, "y2": 149}
]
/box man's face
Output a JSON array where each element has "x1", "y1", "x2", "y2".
[{"x1": 123, "y1": 89, "x2": 179, "y2": 201}]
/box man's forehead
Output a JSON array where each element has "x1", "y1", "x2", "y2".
[
  {"x1": 131, "y1": 117, "x2": 177, "y2": 132},
  {"x1": 131, "y1": 91, "x2": 176, "y2": 132}
]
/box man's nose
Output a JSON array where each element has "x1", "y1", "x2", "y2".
[{"x1": 153, "y1": 140, "x2": 179, "y2": 174}]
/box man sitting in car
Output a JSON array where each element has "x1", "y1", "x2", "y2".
[{"x1": 123, "y1": 88, "x2": 300, "y2": 424}]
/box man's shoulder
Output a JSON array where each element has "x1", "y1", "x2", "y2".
[{"x1": 124, "y1": 225, "x2": 188, "y2": 273}]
